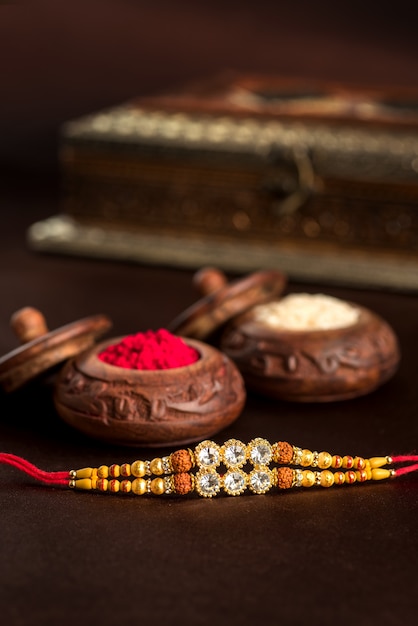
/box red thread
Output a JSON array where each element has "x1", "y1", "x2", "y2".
[
  {"x1": 0, "y1": 453, "x2": 69, "y2": 486},
  {"x1": 391, "y1": 455, "x2": 418, "y2": 477},
  {"x1": 395, "y1": 463, "x2": 418, "y2": 477},
  {"x1": 98, "y1": 329, "x2": 200, "y2": 370},
  {"x1": 392, "y1": 455, "x2": 418, "y2": 463}
]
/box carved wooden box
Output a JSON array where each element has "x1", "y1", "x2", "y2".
[{"x1": 29, "y1": 73, "x2": 418, "y2": 290}]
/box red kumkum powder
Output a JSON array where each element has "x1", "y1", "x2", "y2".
[{"x1": 98, "y1": 328, "x2": 200, "y2": 370}]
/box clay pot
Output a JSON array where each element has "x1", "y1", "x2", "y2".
[
  {"x1": 219, "y1": 305, "x2": 400, "y2": 402},
  {"x1": 54, "y1": 336, "x2": 246, "y2": 447},
  {"x1": 169, "y1": 267, "x2": 401, "y2": 402}
]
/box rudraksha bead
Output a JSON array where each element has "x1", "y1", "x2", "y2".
[
  {"x1": 173, "y1": 472, "x2": 193, "y2": 495},
  {"x1": 274, "y1": 441, "x2": 294, "y2": 464},
  {"x1": 277, "y1": 467, "x2": 293, "y2": 489},
  {"x1": 171, "y1": 450, "x2": 193, "y2": 473}
]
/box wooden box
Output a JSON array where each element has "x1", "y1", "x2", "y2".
[{"x1": 28, "y1": 73, "x2": 418, "y2": 290}]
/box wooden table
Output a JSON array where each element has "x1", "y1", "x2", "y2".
[{"x1": 1, "y1": 177, "x2": 418, "y2": 626}]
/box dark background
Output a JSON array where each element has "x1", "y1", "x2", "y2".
[
  {"x1": 1, "y1": 0, "x2": 418, "y2": 177},
  {"x1": 1, "y1": 3, "x2": 418, "y2": 626}
]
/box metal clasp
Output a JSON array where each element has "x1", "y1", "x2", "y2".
[{"x1": 261, "y1": 146, "x2": 319, "y2": 216}]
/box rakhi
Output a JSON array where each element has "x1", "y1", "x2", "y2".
[{"x1": 1, "y1": 438, "x2": 417, "y2": 498}]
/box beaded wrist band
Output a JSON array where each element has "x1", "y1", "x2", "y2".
[{"x1": 2, "y1": 439, "x2": 417, "y2": 498}]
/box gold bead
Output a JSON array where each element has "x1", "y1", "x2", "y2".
[
  {"x1": 301, "y1": 449, "x2": 313, "y2": 466},
  {"x1": 131, "y1": 460, "x2": 146, "y2": 478},
  {"x1": 97, "y1": 465, "x2": 109, "y2": 479},
  {"x1": 318, "y1": 452, "x2": 332, "y2": 469},
  {"x1": 302, "y1": 470, "x2": 316, "y2": 487},
  {"x1": 150, "y1": 477, "x2": 165, "y2": 495},
  {"x1": 131, "y1": 478, "x2": 147, "y2": 495},
  {"x1": 149, "y1": 458, "x2": 164, "y2": 476},
  {"x1": 320, "y1": 470, "x2": 334, "y2": 488}
]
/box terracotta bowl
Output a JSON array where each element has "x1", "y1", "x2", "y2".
[
  {"x1": 219, "y1": 304, "x2": 400, "y2": 402},
  {"x1": 54, "y1": 336, "x2": 246, "y2": 447}
]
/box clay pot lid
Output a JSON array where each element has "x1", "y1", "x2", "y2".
[
  {"x1": 0, "y1": 307, "x2": 112, "y2": 393},
  {"x1": 168, "y1": 267, "x2": 287, "y2": 340}
]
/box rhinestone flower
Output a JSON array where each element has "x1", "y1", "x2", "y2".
[
  {"x1": 223, "y1": 469, "x2": 247, "y2": 496},
  {"x1": 248, "y1": 438, "x2": 272, "y2": 467},
  {"x1": 222, "y1": 439, "x2": 247, "y2": 469},
  {"x1": 248, "y1": 467, "x2": 273, "y2": 494},
  {"x1": 195, "y1": 469, "x2": 221, "y2": 497},
  {"x1": 195, "y1": 441, "x2": 221, "y2": 469}
]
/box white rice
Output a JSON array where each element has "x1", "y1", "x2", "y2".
[{"x1": 252, "y1": 293, "x2": 360, "y2": 331}]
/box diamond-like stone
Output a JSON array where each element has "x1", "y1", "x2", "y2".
[
  {"x1": 223, "y1": 440, "x2": 246, "y2": 468},
  {"x1": 223, "y1": 470, "x2": 246, "y2": 496},
  {"x1": 195, "y1": 441, "x2": 220, "y2": 468},
  {"x1": 249, "y1": 469, "x2": 272, "y2": 494},
  {"x1": 249, "y1": 438, "x2": 272, "y2": 466},
  {"x1": 196, "y1": 470, "x2": 221, "y2": 497}
]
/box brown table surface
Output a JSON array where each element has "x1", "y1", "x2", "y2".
[{"x1": 1, "y1": 178, "x2": 418, "y2": 626}]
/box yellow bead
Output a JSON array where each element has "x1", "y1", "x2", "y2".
[
  {"x1": 342, "y1": 455, "x2": 354, "y2": 469},
  {"x1": 318, "y1": 452, "x2": 332, "y2": 469},
  {"x1": 120, "y1": 480, "x2": 132, "y2": 493},
  {"x1": 97, "y1": 465, "x2": 108, "y2": 478},
  {"x1": 354, "y1": 457, "x2": 366, "y2": 470},
  {"x1": 75, "y1": 478, "x2": 93, "y2": 490},
  {"x1": 131, "y1": 460, "x2": 146, "y2": 478},
  {"x1": 97, "y1": 478, "x2": 109, "y2": 491},
  {"x1": 331, "y1": 455, "x2": 343, "y2": 469},
  {"x1": 131, "y1": 478, "x2": 147, "y2": 495},
  {"x1": 369, "y1": 457, "x2": 389, "y2": 469},
  {"x1": 345, "y1": 470, "x2": 356, "y2": 484},
  {"x1": 109, "y1": 479, "x2": 120, "y2": 493},
  {"x1": 75, "y1": 467, "x2": 94, "y2": 479},
  {"x1": 109, "y1": 464, "x2": 120, "y2": 478},
  {"x1": 320, "y1": 470, "x2": 334, "y2": 488},
  {"x1": 334, "y1": 471, "x2": 345, "y2": 485},
  {"x1": 356, "y1": 469, "x2": 368, "y2": 483},
  {"x1": 120, "y1": 463, "x2": 131, "y2": 477},
  {"x1": 149, "y1": 458, "x2": 164, "y2": 476},
  {"x1": 302, "y1": 470, "x2": 316, "y2": 487},
  {"x1": 150, "y1": 477, "x2": 165, "y2": 495},
  {"x1": 371, "y1": 468, "x2": 392, "y2": 481},
  {"x1": 301, "y1": 449, "x2": 313, "y2": 466}
]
